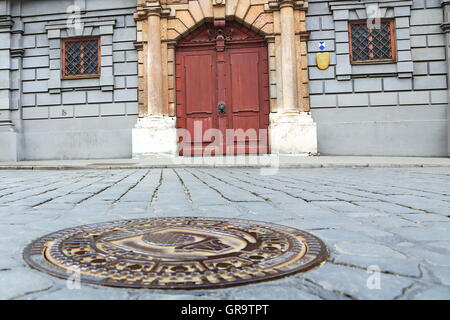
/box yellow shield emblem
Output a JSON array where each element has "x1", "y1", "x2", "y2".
[{"x1": 317, "y1": 52, "x2": 330, "y2": 70}]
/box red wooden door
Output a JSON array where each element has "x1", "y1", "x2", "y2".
[{"x1": 176, "y1": 22, "x2": 270, "y2": 156}]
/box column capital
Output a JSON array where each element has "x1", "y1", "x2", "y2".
[
  {"x1": 267, "y1": 0, "x2": 307, "y2": 12},
  {"x1": 134, "y1": 1, "x2": 170, "y2": 21}
]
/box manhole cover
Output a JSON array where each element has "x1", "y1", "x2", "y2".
[{"x1": 23, "y1": 217, "x2": 327, "y2": 289}]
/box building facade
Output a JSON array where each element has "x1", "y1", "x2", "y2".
[{"x1": 0, "y1": 0, "x2": 449, "y2": 161}]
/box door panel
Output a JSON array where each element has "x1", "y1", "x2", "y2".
[
  {"x1": 226, "y1": 45, "x2": 269, "y2": 155},
  {"x1": 184, "y1": 54, "x2": 215, "y2": 114},
  {"x1": 229, "y1": 51, "x2": 260, "y2": 112},
  {"x1": 176, "y1": 49, "x2": 217, "y2": 156}
]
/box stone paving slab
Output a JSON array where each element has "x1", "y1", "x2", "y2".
[{"x1": 0, "y1": 167, "x2": 449, "y2": 300}]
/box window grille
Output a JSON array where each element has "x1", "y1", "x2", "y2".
[
  {"x1": 349, "y1": 20, "x2": 396, "y2": 63},
  {"x1": 62, "y1": 37, "x2": 100, "y2": 78}
]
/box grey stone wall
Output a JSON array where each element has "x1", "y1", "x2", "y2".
[
  {"x1": 307, "y1": 0, "x2": 449, "y2": 156},
  {"x1": 5, "y1": 0, "x2": 138, "y2": 160},
  {"x1": 1, "y1": 0, "x2": 449, "y2": 160}
]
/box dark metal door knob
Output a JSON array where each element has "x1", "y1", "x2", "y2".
[{"x1": 218, "y1": 103, "x2": 226, "y2": 115}]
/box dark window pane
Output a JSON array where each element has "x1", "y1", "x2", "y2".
[
  {"x1": 82, "y1": 40, "x2": 99, "y2": 74},
  {"x1": 351, "y1": 24, "x2": 370, "y2": 61},
  {"x1": 65, "y1": 41, "x2": 82, "y2": 75},
  {"x1": 371, "y1": 23, "x2": 393, "y2": 60}
]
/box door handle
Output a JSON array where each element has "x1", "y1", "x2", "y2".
[{"x1": 218, "y1": 103, "x2": 227, "y2": 115}]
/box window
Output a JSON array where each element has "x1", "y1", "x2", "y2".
[
  {"x1": 349, "y1": 20, "x2": 396, "y2": 64},
  {"x1": 62, "y1": 37, "x2": 100, "y2": 78}
]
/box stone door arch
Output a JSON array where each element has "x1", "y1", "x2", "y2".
[{"x1": 132, "y1": 0, "x2": 317, "y2": 156}]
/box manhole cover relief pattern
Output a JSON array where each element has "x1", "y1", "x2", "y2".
[{"x1": 23, "y1": 217, "x2": 328, "y2": 289}]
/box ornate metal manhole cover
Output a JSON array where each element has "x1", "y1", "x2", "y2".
[{"x1": 23, "y1": 217, "x2": 327, "y2": 289}]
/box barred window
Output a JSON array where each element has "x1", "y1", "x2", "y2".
[
  {"x1": 62, "y1": 37, "x2": 100, "y2": 78},
  {"x1": 349, "y1": 20, "x2": 396, "y2": 63}
]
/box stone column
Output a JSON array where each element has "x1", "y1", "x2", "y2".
[
  {"x1": 132, "y1": 1, "x2": 177, "y2": 156},
  {"x1": 442, "y1": 0, "x2": 450, "y2": 157},
  {"x1": 146, "y1": 7, "x2": 163, "y2": 115},
  {"x1": 279, "y1": 1, "x2": 298, "y2": 112},
  {"x1": 269, "y1": 0, "x2": 317, "y2": 155}
]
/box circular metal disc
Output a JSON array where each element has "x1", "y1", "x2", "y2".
[{"x1": 23, "y1": 217, "x2": 328, "y2": 289}]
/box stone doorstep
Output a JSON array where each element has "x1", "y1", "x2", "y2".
[{"x1": 0, "y1": 156, "x2": 450, "y2": 170}]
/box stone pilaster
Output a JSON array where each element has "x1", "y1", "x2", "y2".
[
  {"x1": 0, "y1": 0, "x2": 22, "y2": 161},
  {"x1": 146, "y1": 2, "x2": 164, "y2": 116},
  {"x1": 442, "y1": 0, "x2": 450, "y2": 157},
  {"x1": 268, "y1": 0, "x2": 317, "y2": 154},
  {"x1": 279, "y1": 1, "x2": 299, "y2": 113},
  {"x1": 133, "y1": 1, "x2": 177, "y2": 156}
]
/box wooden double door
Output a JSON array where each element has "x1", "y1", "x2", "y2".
[{"x1": 176, "y1": 22, "x2": 270, "y2": 156}]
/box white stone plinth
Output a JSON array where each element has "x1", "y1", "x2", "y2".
[
  {"x1": 269, "y1": 112, "x2": 318, "y2": 155},
  {"x1": 132, "y1": 115, "x2": 177, "y2": 156},
  {"x1": 0, "y1": 127, "x2": 19, "y2": 162}
]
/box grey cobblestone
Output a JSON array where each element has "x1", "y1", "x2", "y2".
[
  {"x1": 302, "y1": 263, "x2": 415, "y2": 300},
  {"x1": 0, "y1": 268, "x2": 54, "y2": 300},
  {"x1": 0, "y1": 167, "x2": 449, "y2": 299}
]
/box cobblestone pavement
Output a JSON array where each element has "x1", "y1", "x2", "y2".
[{"x1": 0, "y1": 168, "x2": 449, "y2": 300}]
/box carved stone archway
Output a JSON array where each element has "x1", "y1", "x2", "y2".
[{"x1": 132, "y1": 0, "x2": 317, "y2": 155}]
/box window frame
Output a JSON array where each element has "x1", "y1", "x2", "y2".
[
  {"x1": 348, "y1": 19, "x2": 397, "y2": 65},
  {"x1": 61, "y1": 36, "x2": 101, "y2": 79}
]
